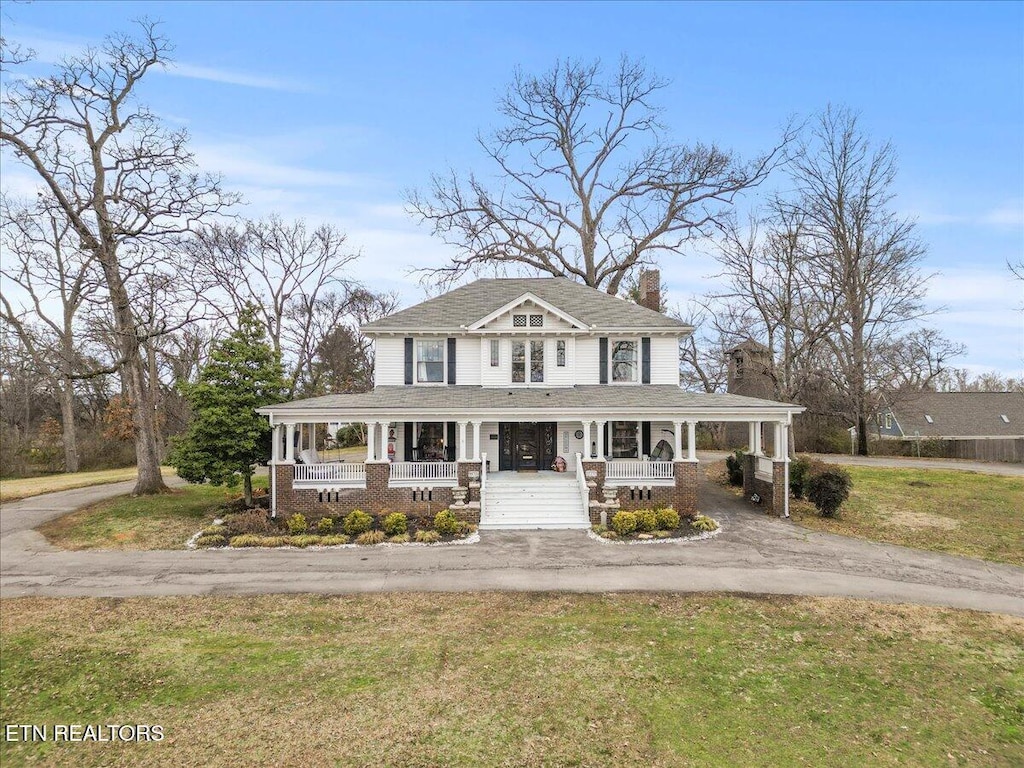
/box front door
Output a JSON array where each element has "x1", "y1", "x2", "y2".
[
  {"x1": 499, "y1": 422, "x2": 557, "y2": 471},
  {"x1": 516, "y1": 423, "x2": 539, "y2": 471}
]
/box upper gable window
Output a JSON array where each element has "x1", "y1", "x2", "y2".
[
  {"x1": 416, "y1": 340, "x2": 445, "y2": 383},
  {"x1": 513, "y1": 314, "x2": 527, "y2": 327},
  {"x1": 612, "y1": 340, "x2": 638, "y2": 383},
  {"x1": 529, "y1": 314, "x2": 544, "y2": 327}
]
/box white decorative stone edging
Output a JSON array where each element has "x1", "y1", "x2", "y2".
[
  {"x1": 185, "y1": 518, "x2": 224, "y2": 550},
  {"x1": 586, "y1": 525, "x2": 722, "y2": 546}
]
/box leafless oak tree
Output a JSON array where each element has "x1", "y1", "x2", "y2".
[
  {"x1": 1, "y1": 22, "x2": 236, "y2": 493},
  {"x1": 408, "y1": 57, "x2": 793, "y2": 295}
]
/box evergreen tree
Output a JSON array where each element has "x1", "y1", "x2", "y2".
[{"x1": 170, "y1": 305, "x2": 285, "y2": 506}]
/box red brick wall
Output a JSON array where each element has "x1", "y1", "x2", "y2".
[
  {"x1": 741, "y1": 454, "x2": 787, "y2": 516},
  {"x1": 585, "y1": 460, "x2": 699, "y2": 520}
]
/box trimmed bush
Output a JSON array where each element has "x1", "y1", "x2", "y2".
[
  {"x1": 655, "y1": 507, "x2": 681, "y2": 530},
  {"x1": 223, "y1": 510, "x2": 275, "y2": 537},
  {"x1": 288, "y1": 535, "x2": 324, "y2": 548},
  {"x1": 200, "y1": 524, "x2": 227, "y2": 537},
  {"x1": 634, "y1": 509, "x2": 658, "y2": 533},
  {"x1": 789, "y1": 456, "x2": 829, "y2": 499},
  {"x1": 356, "y1": 530, "x2": 386, "y2": 546},
  {"x1": 725, "y1": 449, "x2": 745, "y2": 486},
  {"x1": 653, "y1": 530, "x2": 671, "y2": 539},
  {"x1": 287, "y1": 513, "x2": 308, "y2": 535},
  {"x1": 592, "y1": 524, "x2": 608, "y2": 535},
  {"x1": 690, "y1": 514, "x2": 719, "y2": 532},
  {"x1": 807, "y1": 468, "x2": 852, "y2": 518},
  {"x1": 316, "y1": 516, "x2": 335, "y2": 534},
  {"x1": 194, "y1": 534, "x2": 226, "y2": 548},
  {"x1": 320, "y1": 534, "x2": 350, "y2": 546},
  {"x1": 600, "y1": 530, "x2": 619, "y2": 540},
  {"x1": 415, "y1": 530, "x2": 441, "y2": 544},
  {"x1": 610, "y1": 511, "x2": 638, "y2": 536},
  {"x1": 433, "y1": 509, "x2": 459, "y2": 536},
  {"x1": 343, "y1": 510, "x2": 373, "y2": 536},
  {"x1": 229, "y1": 534, "x2": 265, "y2": 548},
  {"x1": 382, "y1": 512, "x2": 408, "y2": 536},
  {"x1": 388, "y1": 533, "x2": 411, "y2": 544}
]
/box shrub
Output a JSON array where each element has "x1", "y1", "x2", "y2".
[
  {"x1": 316, "y1": 516, "x2": 335, "y2": 534},
  {"x1": 229, "y1": 534, "x2": 265, "y2": 548},
  {"x1": 789, "y1": 456, "x2": 810, "y2": 499},
  {"x1": 382, "y1": 512, "x2": 408, "y2": 536},
  {"x1": 320, "y1": 534, "x2": 350, "y2": 546},
  {"x1": 610, "y1": 511, "x2": 637, "y2": 536},
  {"x1": 287, "y1": 513, "x2": 308, "y2": 535},
  {"x1": 655, "y1": 507, "x2": 681, "y2": 530},
  {"x1": 194, "y1": 534, "x2": 226, "y2": 548},
  {"x1": 200, "y1": 524, "x2": 228, "y2": 537},
  {"x1": 653, "y1": 530, "x2": 671, "y2": 539},
  {"x1": 592, "y1": 524, "x2": 608, "y2": 534},
  {"x1": 725, "y1": 449, "x2": 746, "y2": 486},
  {"x1": 343, "y1": 510, "x2": 373, "y2": 536},
  {"x1": 356, "y1": 530, "x2": 386, "y2": 546},
  {"x1": 690, "y1": 514, "x2": 719, "y2": 532},
  {"x1": 388, "y1": 533, "x2": 410, "y2": 544},
  {"x1": 288, "y1": 535, "x2": 323, "y2": 548},
  {"x1": 223, "y1": 510, "x2": 275, "y2": 537},
  {"x1": 415, "y1": 530, "x2": 441, "y2": 544},
  {"x1": 600, "y1": 530, "x2": 619, "y2": 540},
  {"x1": 634, "y1": 509, "x2": 658, "y2": 533},
  {"x1": 433, "y1": 509, "x2": 459, "y2": 536},
  {"x1": 258, "y1": 536, "x2": 290, "y2": 547},
  {"x1": 806, "y1": 468, "x2": 852, "y2": 517}
]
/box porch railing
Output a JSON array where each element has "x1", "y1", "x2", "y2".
[
  {"x1": 575, "y1": 453, "x2": 589, "y2": 517},
  {"x1": 480, "y1": 452, "x2": 488, "y2": 517},
  {"x1": 606, "y1": 459, "x2": 675, "y2": 482},
  {"x1": 755, "y1": 455, "x2": 774, "y2": 481},
  {"x1": 389, "y1": 461, "x2": 458, "y2": 483},
  {"x1": 293, "y1": 462, "x2": 366, "y2": 486}
]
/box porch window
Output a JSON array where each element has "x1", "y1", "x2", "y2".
[
  {"x1": 512, "y1": 339, "x2": 544, "y2": 384},
  {"x1": 611, "y1": 420, "x2": 639, "y2": 458},
  {"x1": 416, "y1": 340, "x2": 444, "y2": 383},
  {"x1": 416, "y1": 422, "x2": 445, "y2": 461},
  {"x1": 611, "y1": 340, "x2": 638, "y2": 382}
]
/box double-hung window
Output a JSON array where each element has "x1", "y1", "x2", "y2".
[
  {"x1": 611, "y1": 340, "x2": 638, "y2": 383},
  {"x1": 416, "y1": 340, "x2": 445, "y2": 383},
  {"x1": 511, "y1": 339, "x2": 545, "y2": 384}
]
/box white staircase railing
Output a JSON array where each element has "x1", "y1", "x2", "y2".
[
  {"x1": 606, "y1": 459, "x2": 674, "y2": 481},
  {"x1": 293, "y1": 463, "x2": 366, "y2": 486},
  {"x1": 575, "y1": 452, "x2": 589, "y2": 519},
  {"x1": 389, "y1": 461, "x2": 458, "y2": 483},
  {"x1": 480, "y1": 452, "x2": 487, "y2": 517}
]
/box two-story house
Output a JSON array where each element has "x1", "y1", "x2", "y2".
[{"x1": 257, "y1": 273, "x2": 803, "y2": 528}]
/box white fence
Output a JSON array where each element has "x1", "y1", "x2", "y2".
[
  {"x1": 389, "y1": 461, "x2": 458, "y2": 484},
  {"x1": 575, "y1": 453, "x2": 590, "y2": 515},
  {"x1": 293, "y1": 463, "x2": 366, "y2": 486},
  {"x1": 606, "y1": 459, "x2": 674, "y2": 482}
]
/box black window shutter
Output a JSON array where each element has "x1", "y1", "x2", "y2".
[
  {"x1": 404, "y1": 422, "x2": 414, "y2": 462},
  {"x1": 599, "y1": 337, "x2": 608, "y2": 384},
  {"x1": 641, "y1": 337, "x2": 651, "y2": 384},
  {"x1": 404, "y1": 337, "x2": 413, "y2": 385},
  {"x1": 447, "y1": 337, "x2": 457, "y2": 385},
  {"x1": 604, "y1": 422, "x2": 610, "y2": 456},
  {"x1": 642, "y1": 421, "x2": 652, "y2": 456},
  {"x1": 446, "y1": 422, "x2": 456, "y2": 461}
]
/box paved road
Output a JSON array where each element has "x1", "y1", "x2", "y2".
[{"x1": 2, "y1": 472, "x2": 1021, "y2": 615}]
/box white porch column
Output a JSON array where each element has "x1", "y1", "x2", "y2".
[
  {"x1": 284, "y1": 423, "x2": 296, "y2": 462},
  {"x1": 582, "y1": 421, "x2": 591, "y2": 459},
  {"x1": 673, "y1": 421, "x2": 683, "y2": 460},
  {"x1": 471, "y1": 421, "x2": 481, "y2": 461},
  {"x1": 457, "y1": 421, "x2": 468, "y2": 461},
  {"x1": 379, "y1": 421, "x2": 389, "y2": 461},
  {"x1": 748, "y1": 422, "x2": 757, "y2": 453},
  {"x1": 595, "y1": 420, "x2": 606, "y2": 460},
  {"x1": 782, "y1": 421, "x2": 791, "y2": 518},
  {"x1": 687, "y1": 421, "x2": 697, "y2": 462},
  {"x1": 753, "y1": 421, "x2": 763, "y2": 456},
  {"x1": 271, "y1": 424, "x2": 281, "y2": 462},
  {"x1": 773, "y1": 422, "x2": 784, "y2": 460},
  {"x1": 366, "y1": 422, "x2": 376, "y2": 462}
]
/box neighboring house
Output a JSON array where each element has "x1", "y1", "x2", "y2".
[{"x1": 257, "y1": 272, "x2": 804, "y2": 528}]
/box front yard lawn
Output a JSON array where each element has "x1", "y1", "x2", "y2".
[
  {"x1": 0, "y1": 467, "x2": 176, "y2": 503},
  {"x1": 37, "y1": 479, "x2": 267, "y2": 551},
  {"x1": 0, "y1": 594, "x2": 1020, "y2": 767}
]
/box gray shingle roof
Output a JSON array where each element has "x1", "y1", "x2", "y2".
[
  {"x1": 362, "y1": 278, "x2": 689, "y2": 332},
  {"x1": 888, "y1": 391, "x2": 1024, "y2": 438},
  {"x1": 259, "y1": 385, "x2": 800, "y2": 415}
]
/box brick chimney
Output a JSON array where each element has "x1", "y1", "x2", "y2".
[{"x1": 638, "y1": 269, "x2": 661, "y2": 312}]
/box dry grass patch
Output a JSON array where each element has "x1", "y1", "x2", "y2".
[
  {"x1": 0, "y1": 467, "x2": 176, "y2": 503},
  {"x1": 1, "y1": 594, "x2": 1021, "y2": 767}
]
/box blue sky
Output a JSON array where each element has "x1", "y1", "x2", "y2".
[{"x1": 3, "y1": 1, "x2": 1022, "y2": 376}]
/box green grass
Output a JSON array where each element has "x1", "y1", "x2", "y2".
[
  {"x1": 0, "y1": 594, "x2": 1020, "y2": 767},
  {"x1": 37, "y1": 477, "x2": 268, "y2": 551},
  {"x1": 789, "y1": 467, "x2": 1024, "y2": 566},
  {"x1": 0, "y1": 467, "x2": 176, "y2": 503}
]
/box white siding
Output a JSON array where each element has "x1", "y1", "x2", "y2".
[
  {"x1": 455, "y1": 336, "x2": 481, "y2": 385},
  {"x1": 575, "y1": 337, "x2": 600, "y2": 384},
  {"x1": 481, "y1": 338, "x2": 510, "y2": 386},
  {"x1": 374, "y1": 337, "x2": 406, "y2": 386},
  {"x1": 479, "y1": 421, "x2": 500, "y2": 470},
  {"x1": 649, "y1": 336, "x2": 680, "y2": 385},
  {"x1": 546, "y1": 337, "x2": 574, "y2": 387}
]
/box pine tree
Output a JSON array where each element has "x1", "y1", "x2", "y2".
[{"x1": 170, "y1": 305, "x2": 286, "y2": 506}]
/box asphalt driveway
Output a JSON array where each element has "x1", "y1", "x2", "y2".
[{"x1": 1, "y1": 469, "x2": 1022, "y2": 616}]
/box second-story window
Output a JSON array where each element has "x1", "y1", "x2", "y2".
[
  {"x1": 511, "y1": 340, "x2": 544, "y2": 383},
  {"x1": 556, "y1": 339, "x2": 566, "y2": 366},
  {"x1": 416, "y1": 340, "x2": 445, "y2": 383},
  {"x1": 612, "y1": 340, "x2": 638, "y2": 383},
  {"x1": 490, "y1": 339, "x2": 500, "y2": 367},
  {"x1": 530, "y1": 340, "x2": 544, "y2": 382}
]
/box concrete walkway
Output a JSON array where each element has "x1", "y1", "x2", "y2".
[{"x1": 1, "y1": 471, "x2": 1022, "y2": 616}]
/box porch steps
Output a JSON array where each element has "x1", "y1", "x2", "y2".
[{"x1": 480, "y1": 472, "x2": 590, "y2": 530}]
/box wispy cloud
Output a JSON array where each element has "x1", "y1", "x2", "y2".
[{"x1": 908, "y1": 200, "x2": 1024, "y2": 229}]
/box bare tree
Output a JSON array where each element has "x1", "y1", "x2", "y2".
[
  {"x1": 408, "y1": 57, "x2": 792, "y2": 295},
  {"x1": 1, "y1": 22, "x2": 236, "y2": 492}
]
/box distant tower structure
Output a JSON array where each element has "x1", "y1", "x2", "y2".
[{"x1": 725, "y1": 339, "x2": 776, "y2": 448}]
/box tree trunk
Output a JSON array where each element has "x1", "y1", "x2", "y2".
[
  {"x1": 58, "y1": 378, "x2": 80, "y2": 473},
  {"x1": 125, "y1": 353, "x2": 168, "y2": 494},
  {"x1": 243, "y1": 473, "x2": 253, "y2": 509},
  {"x1": 857, "y1": 413, "x2": 870, "y2": 456}
]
